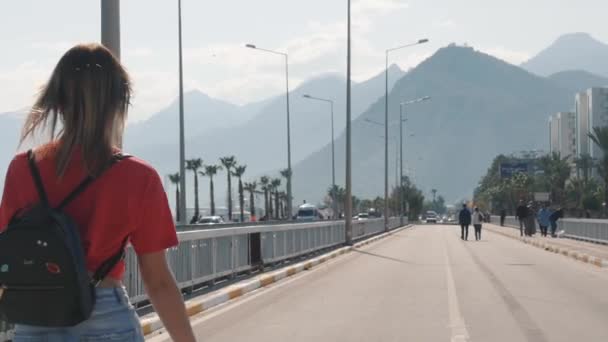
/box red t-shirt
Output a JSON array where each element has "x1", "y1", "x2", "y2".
[{"x1": 0, "y1": 146, "x2": 178, "y2": 280}]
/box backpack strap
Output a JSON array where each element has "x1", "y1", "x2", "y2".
[
  {"x1": 56, "y1": 153, "x2": 131, "y2": 210},
  {"x1": 90, "y1": 236, "x2": 129, "y2": 287},
  {"x1": 27, "y1": 150, "x2": 50, "y2": 207}
]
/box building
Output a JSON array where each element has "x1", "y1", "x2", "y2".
[
  {"x1": 575, "y1": 92, "x2": 590, "y2": 157},
  {"x1": 576, "y1": 88, "x2": 608, "y2": 159},
  {"x1": 549, "y1": 112, "x2": 576, "y2": 159},
  {"x1": 587, "y1": 87, "x2": 608, "y2": 159}
]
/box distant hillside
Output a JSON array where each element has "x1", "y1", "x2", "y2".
[
  {"x1": 290, "y1": 45, "x2": 574, "y2": 204},
  {"x1": 127, "y1": 66, "x2": 405, "y2": 208},
  {"x1": 124, "y1": 90, "x2": 260, "y2": 148},
  {"x1": 548, "y1": 70, "x2": 608, "y2": 93},
  {"x1": 522, "y1": 33, "x2": 608, "y2": 77}
]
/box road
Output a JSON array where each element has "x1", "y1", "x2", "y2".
[{"x1": 183, "y1": 225, "x2": 608, "y2": 342}]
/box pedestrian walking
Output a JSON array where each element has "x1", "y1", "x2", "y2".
[
  {"x1": 500, "y1": 208, "x2": 506, "y2": 226},
  {"x1": 472, "y1": 207, "x2": 484, "y2": 241},
  {"x1": 516, "y1": 200, "x2": 527, "y2": 236},
  {"x1": 537, "y1": 204, "x2": 552, "y2": 237},
  {"x1": 524, "y1": 202, "x2": 537, "y2": 236},
  {"x1": 549, "y1": 207, "x2": 564, "y2": 237},
  {"x1": 0, "y1": 44, "x2": 195, "y2": 342},
  {"x1": 459, "y1": 204, "x2": 472, "y2": 241}
]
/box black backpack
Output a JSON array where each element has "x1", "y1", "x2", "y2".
[{"x1": 0, "y1": 150, "x2": 128, "y2": 327}]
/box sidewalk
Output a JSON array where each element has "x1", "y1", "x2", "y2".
[{"x1": 485, "y1": 223, "x2": 608, "y2": 268}]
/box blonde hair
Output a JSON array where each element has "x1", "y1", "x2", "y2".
[{"x1": 21, "y1": 43, "x2": 132, "y2": 177}]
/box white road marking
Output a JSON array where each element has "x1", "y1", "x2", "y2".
[{"x1": 444, "y1": 233, "x2": 470, "y2": 342}]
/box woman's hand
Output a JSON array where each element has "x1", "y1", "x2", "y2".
[{"x1": 139, "y1": 251, "x2": 196, "y2": 342}]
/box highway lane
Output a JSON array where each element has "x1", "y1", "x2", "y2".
[{"x1": 168, "y1": 225, "x2": 608, "y2": 342}]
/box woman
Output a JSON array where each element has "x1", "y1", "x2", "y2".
[
  {"x1": 0, "y1": 44, "x2": 195, "y2": 341},
  {"x1": 472, "y1": 207, "x2": 484, "y2": 241},
  {"x1": 537, "y1": 204, "x2": 552, "y2": 237}
]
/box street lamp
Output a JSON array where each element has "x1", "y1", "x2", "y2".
[
  {"x1": 383, "y1": 38, "x2": 429, "y2": 231},
  {"x1": 176, "y1": 0, "x2": 187, "y2": 224},
  {"x1": 246, "y1": 43, "x2": 293, "y2": 219},
  {"x1": 303, "y1": 94, "x2": 336, "y2": 218},
  {"x1": 399, "y1": 96, "x2": 430, "y2": 224},
  {"x1": 345, "y1": 0, "x2": 353, "y2": 244},
  {"x1": 101, "y1": 0, "x2": 120, "y2": 59},
  {"x1": 101, "y1": 0, "x2": 122, "y2": 147}
]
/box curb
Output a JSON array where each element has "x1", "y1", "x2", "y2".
[
  {"x1": 486, "y1": 227, "x2": 608, "y2": 269},
  {"x1": 141, "y1": 225, "x2": 412, "y2": 337}
]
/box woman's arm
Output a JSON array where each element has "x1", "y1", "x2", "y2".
[{"x1": 139, "y1": 251, "x2": 196, "y2": 342}]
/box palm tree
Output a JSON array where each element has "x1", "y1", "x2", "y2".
[
  {"x1": 271, "y1": 178, "x2": 282, "y2": 219},
  {"x1": 168, "y1": 173, "x2": 181, "y2": 222},
  {"x1": 186, "y1": 158, "x2": 203, "y2": 222},
  {"x1": 232, "y1": 165, "x2": 247, "y2": 222},
  {"x1": 327, "y1": 185, "x2": 340, "y2": 218},
  {"x1": 260, "y1": 176, "x2": 271, "y2": 219},
  {"x1": 575, "y1": 154, "x2": 594, "y2": 185},
  {"x1": 588, "y1": 126, "x2": 608, "y2": 211},
  {"x1": 279, "y1": 191, "x2": 287, "y2": 219},
  {"x1": 540, "y1": 152, "x2": 572, "y2": 205},
  {"x1": 201, "y1": 164, "x2": 222, "y2": 216},
  {"x1": 244, "y1": 181, "x2": 258, "y2": 220},
  {"x1": 220, "y1": 156, "x2": 237, "y2": 221},
  {"x1": 280, "y1": 168, "x2": 291, "y2": 216}
]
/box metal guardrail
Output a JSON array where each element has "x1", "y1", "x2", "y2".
[
  {"x1": 126, "y1": 217, "x2": 404, "y2": 303},
  {"x1": 558, "y1": 219, "x2": 608, "y2": 244},
  {"x1": 1, "y1": 217, "x2": 406, "y2": 339},
  {"x1": 490, "y1": 215, "x2": 608, "y2": 244},
  {"x1": 490, "y1": 215, "x2": 520, "y2": 228}
]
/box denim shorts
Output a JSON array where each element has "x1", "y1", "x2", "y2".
[{"x1": 13, "y1": 287, "x2": 144, "y2": 342}]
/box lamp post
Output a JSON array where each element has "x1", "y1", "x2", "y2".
[
  {"x1": 345, "y1": 0, "x2": 353, "y2": 244},
  {"x1": 399, "y1": 96, "x2": 430, "y2": 225},
  {"x1": 383, "y1": 38, "x2": 428, "y2": 231},
  {"x1": 246, "y1": 44, "x2": 293, "y2": 219},
  {"x1": 176, "y1": 0, "x2": 187, "y2": 224},
  {"x1": 101, "y1": 0, "x2": 120, "y2": 59},
  {"x1": 303, "y1": 94, "x2": 336, "y2": 218}
]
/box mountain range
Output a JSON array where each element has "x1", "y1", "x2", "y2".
[
  {"x1": 2, "y1": 32, "x2": 608, "y2": 208},
  {"x1": 522, "y1": 32, "x2": 608, "y2": 77},
  {"x1": 293, "y1": 44, "x2": 578, "y2": 203}
]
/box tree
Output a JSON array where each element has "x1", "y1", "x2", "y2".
[
  {"x1": 327, "y1": 185, "x2": 340, "y2": 217},
  {"x1": 220, "y1": 156, "x2": 237, "y2": 221},
  {"x1": 539, "y1": 152, "x2": 572, "y2": 205},
  {"x1": 201, "y1": 164, "x2": 221, "y2": 216},
  {"x1": 271, "y1": 178, "x2": 282, "y2": 219},
  {"x1": 243, "y1": 181, "x2": 258, "y2": 220},
  {"x1": 588, "y1": 126, "x2": 608, "y2": 213},
  {"x1": 279, "y1": 191, "x2": 287, "y2": 219},
  {"x1": 260, "y1": 176, "x2": 271, "y2": 219},
  {"x1": 575, "y1": 154, "x2": 594, "y2": 185},
  {"x1": 280, "y1": 169, "x2": 291, "y2": 216},
  {"x1": 431, "y1": 189, "x2": 437, "y2": 203},
  {"x1": 232, "y1": 165, "x2": 247, "y2": 222},
  {"x1": 185, "y1": 158, "x2": 203, "y2": 222},
  {"x1": 168, "y1": 173, "x2": 181, "y2": 222}
]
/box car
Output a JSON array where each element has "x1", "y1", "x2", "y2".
[
  {"x1": 424, "y1": 211, "x2": 438, "y2": 223},
  {"x1": 357, "y1": 213, "x2": 369, "y2": 220},
  {"x1": 197, "y1": 216, "x2": 225, "y2": 225}
]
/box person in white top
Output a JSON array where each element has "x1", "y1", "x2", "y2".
[{"x1": 472, "y1": 207, "x2": 484, "y2": 241}]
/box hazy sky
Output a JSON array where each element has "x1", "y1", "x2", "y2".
[{"x1": 1, "y1": 0, "x2": 607, "y2": 122}]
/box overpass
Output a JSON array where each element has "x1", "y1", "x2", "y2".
[{"x1": 1, "y1": 218, "x2": 607, "y2": 341}]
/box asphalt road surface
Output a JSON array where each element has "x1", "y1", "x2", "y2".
[{"x1": 167, "y1": 225, "x2": 608, "y2": 342}]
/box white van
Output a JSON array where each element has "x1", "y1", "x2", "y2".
[{"x1": 296, "y1": 203, "x2": 320, "y2": 221}]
